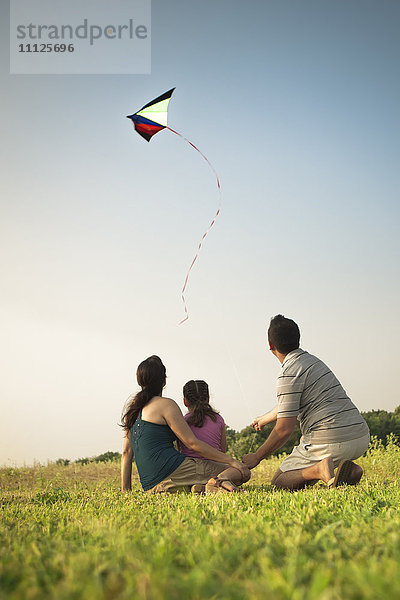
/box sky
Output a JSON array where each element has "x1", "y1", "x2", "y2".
[{"x1": 1, "y1": 0, "x2": 399, "y2": 466}]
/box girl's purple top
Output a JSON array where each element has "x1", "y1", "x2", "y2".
[{"x1": 179, "y1": 412, "x2": 226, "y2": 459}]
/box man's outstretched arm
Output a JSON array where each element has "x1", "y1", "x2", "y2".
[
  {"x1": 242, "y1": 416, "x2": 297, "y2": 469},
  {"x1": 251, "y1": 405, "x2": 278, "y2": 430}
]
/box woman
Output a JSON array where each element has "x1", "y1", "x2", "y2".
[{"x1": 121, "y1": 356, "x2": 250, "y2": 493}]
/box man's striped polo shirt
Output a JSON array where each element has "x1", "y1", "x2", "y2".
[{"x1": 276, "y1": 348, "x2": 369, "y2": 443}]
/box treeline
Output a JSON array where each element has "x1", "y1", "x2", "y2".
[
  {"x1": 361, "y1": 407, "x2": 400, "y2": 442},
  {"x1": 55, "y1": 451, "x2": 121, "y2": 466},
  {"x1": 55, "y1": 407, "x2": 400, "y2": 465}
]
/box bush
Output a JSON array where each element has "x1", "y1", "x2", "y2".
[
  {"x1": 74, "y1": 451, "x2": 121, "y2": 465},
  {"x1": 94, "y1": 451, "x2": 121, "y2": 463},
  {"x1": 55, "y1": 458, "x2": 70, "y2": 466}
]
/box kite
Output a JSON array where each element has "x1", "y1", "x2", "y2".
[{"x1": 127, "y1": 88, "x2": 221, "y2": 324}]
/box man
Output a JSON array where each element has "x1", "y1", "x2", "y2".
[{"x1": 242, "y1": 315, "x2": 370, "y2": 489}]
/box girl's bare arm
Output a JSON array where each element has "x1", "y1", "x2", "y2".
[{"x1": 220, "y1": 427, "x2": 227, "y2": 453}]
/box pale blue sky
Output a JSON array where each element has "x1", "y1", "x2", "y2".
[{"x1": 1, "y1": 0, "x2": 399, "y2": 465}]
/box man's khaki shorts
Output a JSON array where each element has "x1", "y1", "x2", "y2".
[
  {"x1": 279, "y1": 433, "x2": 370, "y2": 473},
  {"x1": 147, "y1": 458, "x2": 228, "y2": 493}
]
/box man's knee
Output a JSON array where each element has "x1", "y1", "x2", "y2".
[{"x1": 270, "y1": 468, "x2": 283, "y2": 487}]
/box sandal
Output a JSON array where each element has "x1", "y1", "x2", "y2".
[
  {"x1": 205, "y1": 477, "x2": 239, "y2": 494},
  {"x1": 328, "y1": 460, "x2": 354, "y2": 488},
  {"x1": 191, "y1": 484, "x2": 206, "y2": 494}
]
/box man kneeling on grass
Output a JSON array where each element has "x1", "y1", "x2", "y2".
[{"x1": 242, "y1": 315, "x2": 370, "y2": 490}]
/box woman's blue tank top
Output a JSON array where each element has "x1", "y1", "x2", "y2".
[{"x1": 130, "y1": 410, "x2": 185, "y2": 491}]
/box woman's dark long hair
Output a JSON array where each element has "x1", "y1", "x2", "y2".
[
  {"x1": 183, "y1": 380, "x2": 219, "y2": 428},
  {"x1": 121, "y1": 355, "x2": 166, "y2": 432}
]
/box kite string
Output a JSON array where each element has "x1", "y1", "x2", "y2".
[
  {"x1": 210, "y1": 290, "x2": 257, "y2": 455},
  {"x1": 166, "y1": 126, "x2": 222, "y2": 325}
]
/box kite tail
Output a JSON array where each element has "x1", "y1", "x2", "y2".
[{"x1": 166, "y1": 126, "x2": 222, "y2": 325}]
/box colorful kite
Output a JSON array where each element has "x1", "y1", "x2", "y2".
[{"x1": 127, "y1": 88, "x2": 221, "y2": 324}]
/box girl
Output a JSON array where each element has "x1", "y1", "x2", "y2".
[
  {"x1": 178, "y1": 380, "x2": 227, "y2": 457},
  {"x1": 121, "y1": 356, "x2": 250, "y2": 494}
]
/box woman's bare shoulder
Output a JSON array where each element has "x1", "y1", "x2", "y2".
[
  {"x1": 142, "y1": 396, "x2": 181, "y2": 423},
  {"x1": 149, "y1": 396, "x2": 178, "y2": 408},
  {"x1": 155, "y1": 396, "x2": 182, "y2": 415}
]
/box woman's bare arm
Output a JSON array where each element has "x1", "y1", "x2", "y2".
[
  {"x1": 251, "y1": 405, "x2": 278, "y2": 430},
  {"x1": 121, "y1": 431, "x2": 133, "y2": 492}
]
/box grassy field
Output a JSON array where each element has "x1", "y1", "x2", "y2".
[{"x1": 1, "y1": 438, "x2": 400, "y2": 600}]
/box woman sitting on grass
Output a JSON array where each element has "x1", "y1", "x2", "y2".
[{"x1": 121, "y1": 356, "x2": 250, "y2": 494}]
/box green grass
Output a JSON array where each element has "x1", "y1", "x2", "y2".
[{"x1": 1, "y1": 438, "x2": 400, "y2": 600}]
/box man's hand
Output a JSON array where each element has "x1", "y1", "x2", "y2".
[
  {"x1": 250, "y1": 406, "x2": 278, "y2": 430},
  {"x1": 229, "y1": 459, "x2": 251, "y2": 480},
  {"x1": 251, "y1": 416, "x2": 265, "y2": 431},
  {"x1": 242, "y1": 452, "x2": 260, "y2": 469}
]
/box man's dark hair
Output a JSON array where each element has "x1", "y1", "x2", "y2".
[{"x1": 268, "y1": 315, "x2": 300, "y2": 354}]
